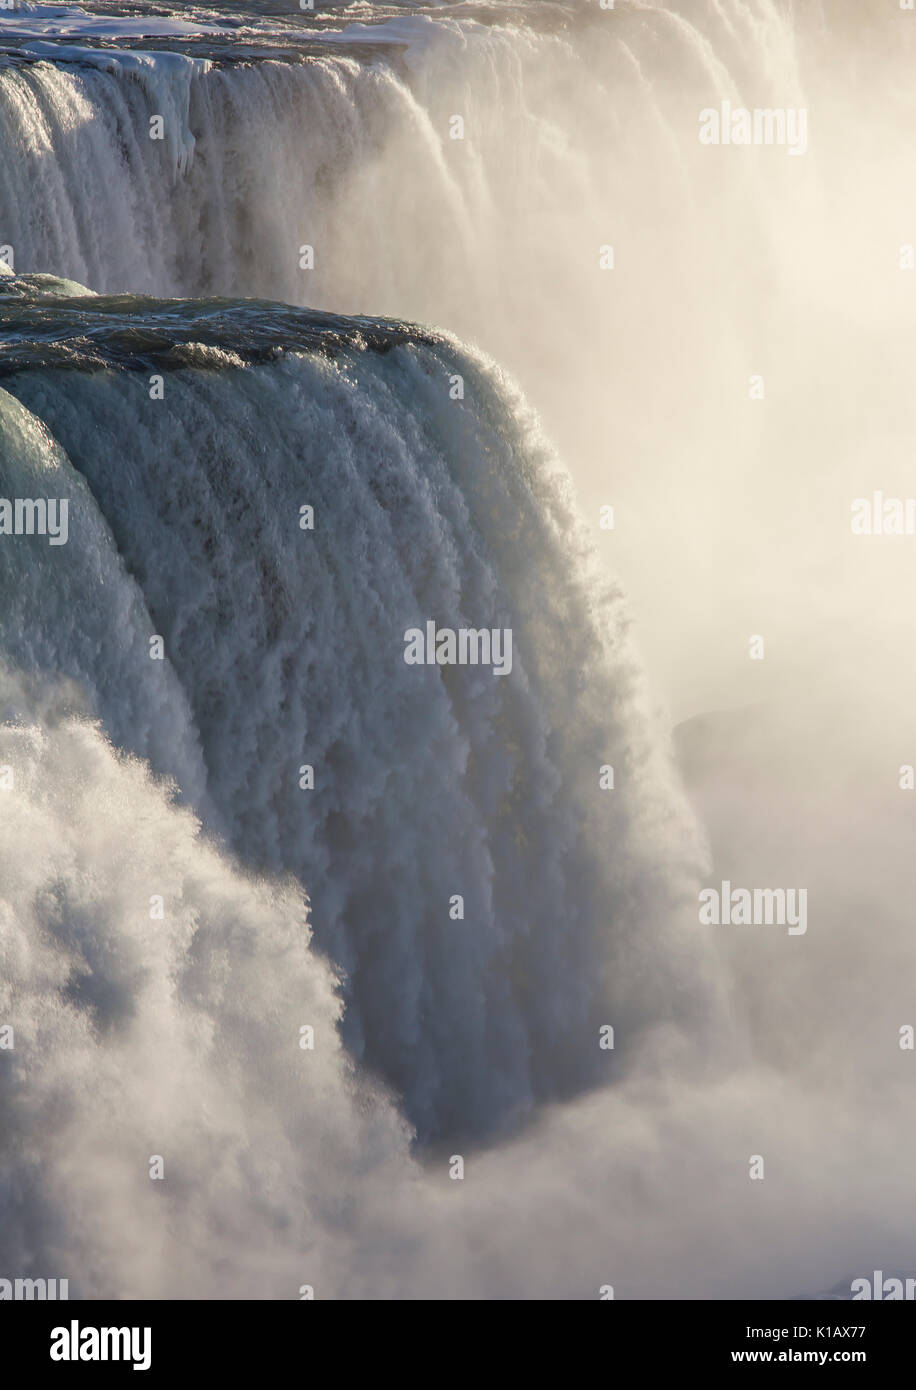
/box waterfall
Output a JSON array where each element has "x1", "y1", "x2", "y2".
[{"x1": 2, "y1": 1, "x2": 915, "y2": 1301}]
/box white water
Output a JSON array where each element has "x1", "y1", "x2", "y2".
[
  {"x1": 4, "y1": 1, "x2": 914, "y2": 713},
  {"x1": 1, "y1": 339, "x2": 711, "y2": 1146},
  {"x1": 2, "y1": 0, "x2": 916, "y2": 1298}
]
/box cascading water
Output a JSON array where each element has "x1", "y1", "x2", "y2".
[
  {"x1": 2, "y1": 0, "x2": 916, "y2": 1301},
  {"x1": 0, "y1": 281, "x2": 711, "y2": 1147},
  {"x1": 5, "y1": 0, "x2": 907, "y2": 712}
]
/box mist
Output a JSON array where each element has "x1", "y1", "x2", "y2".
[{"x1": 1, "y1": 0, "x2": 914, "y2": 1299}]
